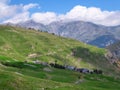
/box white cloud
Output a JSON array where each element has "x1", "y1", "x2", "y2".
[
  {"x1": 30, "y1": 5, "x2": 120, "y2": 26},
  {"x1": 31, "y1": 12, "x2": 58, "y2": 25},
  {"x1": 0, "y1": 1, "x2": 38, "y2": 24},
  {"x1": 0, "y1": 3, "x2": 18, "y2": 19},
  {"x1": 58, "y1": 5, "x2": 120, "y2": 26},
  {"x1": 4, "y1": 12, "x2": 30, "y2": 24},
  {"x1": 1, "y1": 2, "x2": 120, "y2": 26},
  {"x1": 23, "y1": 3, "x2": 39, "y2": 11},
  {"x1": 0, "y1": 0, "x2": 10, "y2": 4},
  {"x1": 96, "y1": 11, "x2": 120, "y2": 26}
]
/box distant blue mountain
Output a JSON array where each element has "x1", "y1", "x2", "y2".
[{"x1": 88, "y1": 35, "x2": 119, "y2": 48}]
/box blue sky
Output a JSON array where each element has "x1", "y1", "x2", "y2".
[
  {"x1": 0, "y1": 0, "x2": 120, "y2": 26},
  {"x1": 9, "y1": 0, "x2": 120, "y2": 14}
]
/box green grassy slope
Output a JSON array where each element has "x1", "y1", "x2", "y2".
[
  {"x1": 0, "y1": 25, "x2": 120, "y2": 90},
  {"x1": 0, "y1": 56, "x2": 120, "y2": 90}
]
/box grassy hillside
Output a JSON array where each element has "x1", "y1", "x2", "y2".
[{"x1": 0, "y1": 25, "x2": 120, "y2": 90}]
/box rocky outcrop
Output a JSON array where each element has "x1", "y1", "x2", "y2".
[{"x1": 106, "y1": 41, "x2": 120, "y2": 68}]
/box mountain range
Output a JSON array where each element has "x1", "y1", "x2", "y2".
[{"x1": 6, "y1": 20, "x2": 120, "y2": 48}]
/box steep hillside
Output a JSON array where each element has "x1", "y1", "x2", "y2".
[
  {"x1": 0, "y1": 25, "x2": 113, "y2": 70},
  {"x1": 0, "y1": 25, "x2": 120, "y2": 90}
]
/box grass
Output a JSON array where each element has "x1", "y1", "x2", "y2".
[
  {"x1": 0, "y1": 26, "x2": 110, "y2": 68},
  {"x1": 0, "y1": 59, "x2": 120, "y2": 90},
  {"x1": 0, "y1": 25, "x2": 120, "y2": 90}
]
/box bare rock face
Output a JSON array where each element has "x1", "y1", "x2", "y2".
[
  {"x1": 105, "y1": 51, "x2": 118, "y2": 64},
  {"x1": 106, "y1": 41, "x2": 120, "y2": 68}
]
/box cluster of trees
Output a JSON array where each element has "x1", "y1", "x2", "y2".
[
  {"x1": 1, "y1": 59, "x2": 103, "y2": 75},
  {"x1": 49, "y1": 62, "x2": 103, "y2": 74},
  {"x1": 50, "y1": 63, "x2": 65, "y2": 69},
  {"x1": 93, "y1": 69, "x2": 103, "y2": 74}
]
